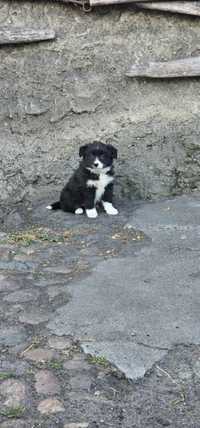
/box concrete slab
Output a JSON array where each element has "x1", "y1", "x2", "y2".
[{"x1": 48, "y1": 194, "x2": 200, "y2": 379}]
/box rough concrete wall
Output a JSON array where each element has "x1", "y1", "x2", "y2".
[{"x1": 1, "y1": 1, "x2": 200, "y2": 208}]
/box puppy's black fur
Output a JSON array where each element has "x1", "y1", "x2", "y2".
[{"x1": 48, "y1": 142, "x2": 117, "y2": 214}]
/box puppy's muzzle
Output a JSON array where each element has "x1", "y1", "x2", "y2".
[{"x1": 93, "y1": 158, "x2": 103, "y2": 169}]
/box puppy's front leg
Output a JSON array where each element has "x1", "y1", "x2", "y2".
[
  {"x1": 102, "y1": 202, "x2": 118, "y2": 215},
  {"x1": 102, "y1": 184, "x2": 118, "y2": 215},
  {"x1": 86, "y1": 208, "x2": 98, "y2": 218},
  {"x1": 85, "y1": 189, "x2": 98, "y2": 219}
]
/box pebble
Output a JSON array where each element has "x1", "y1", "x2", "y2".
[
  {"x1": 0, "y1": 232, "x2": 7, "y2": 240},
  {"x1": 35, "y1": 370, "x2": 61, "y2": 395},
  {"x1": 64, "y1": 424, "x2": 89, "y2": 428},
  {"x1": 155, "y1": 417, "x2": 171, "y2": 427},
  {"x1": 37, "y1": 398, "x2": 65, "y2": 414}
]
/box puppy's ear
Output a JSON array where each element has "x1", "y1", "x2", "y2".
[
  {"x1": 107, "y1": 144, "x2": 118, "y2": 159},
  {"x1": 79, "y1": 144, "x2": 88, "y2": 157}
]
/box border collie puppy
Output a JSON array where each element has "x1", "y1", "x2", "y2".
[{"x1": 47, "y1": 142, "x2": 118, "y2": 219}]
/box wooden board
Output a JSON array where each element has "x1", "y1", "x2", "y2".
[
  {"x1": 89, "y1": 0, "x2": 185, "y2": 6},
  {"x1": 126, "y1": 56, "x2": 200, "y2": 78},
  {"x1": 0, "y1": 27, "x2": 55, "y2": 45},
  {"x1": 136, "y1": 2, "x2": 200, "y2": 16}
]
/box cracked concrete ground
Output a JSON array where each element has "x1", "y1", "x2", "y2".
[{"x1": 0, "y1": 194, "x2": 200, "y2": 427}]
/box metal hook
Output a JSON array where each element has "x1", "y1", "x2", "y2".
[{"x1": 82, "y1": 1, "x2": 92, "y2": 12}]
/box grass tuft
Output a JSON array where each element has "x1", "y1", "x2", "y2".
[
  {"x1": 0, "y1": 372, "x2": 16, "y2": 380},
  {"x1": 48, "y1": 359, "x2": 64, "y2": 370},
  {"x1": 0, "y1": 406, "x2": 25, "y2": 418},
  {"x1": 3, "y1": 227, "x2": 74, "y2": 247},
  {"x1": 87, "y1": 355, "x2": 110, "y2": 368}
]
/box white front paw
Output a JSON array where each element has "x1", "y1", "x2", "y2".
[
  {"x1": 102, "y1": 202, "x2": 118, "y2": 215},
  {"x1": 75, "y1": 208, "x2": 84, "y2": 215},
  {"x1": 86, "y1": 208, "x2": 98, "y2": 219}
]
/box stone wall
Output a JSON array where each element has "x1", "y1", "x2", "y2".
[{"x1": 1, "y1": 0, "x2": 200, "y2": 208}]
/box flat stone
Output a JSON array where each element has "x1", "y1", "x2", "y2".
[
  {"x1": 0, "y1": 325, "x2": 27, "y2": 346},
  {"x1": 63, "y1": 356, "x2": 91, "y2": 371},
  {"x1": 14, "y1": 254, "x2": 36, "y2": 263},
  {"x1": 64, "y1": 424, "x2": 89, "y2": 428},
  {"x1": 0, "y1": 360, "x2": 29, "y2": 376},
  {"x1": 5, "y1": 211, "x2": 24, "y2": 228},
  {"x1": 47, "y1": 285, "x2": 66, "y2": 299},
  {"x1": 176, "y1": 363, "x2": 193, "y2": 381},
  {"x1": 35, "y1": 370, "x2": 60, "y2": 395},
  {"x1": 0, "y1": 275, "x2": 22, "y2": 292},
  {"x1": 0, "y1": 379, "x2": 26, "y2": 407},
  {"x1": 24, "y1": 348, "x2": 56, "y2": 362},
  {"x1": 0, "y1": 232, "x2": 7, "y2": 240},
  {"x1": 0, "y1": 260, "x2": 36, "y2": 272},
  {"x1": 0, "y1": 421, "x2": 28, "y2": 428},
  {"x1": 48, "y1": 336, "x2": 72, "y2": 350},
  {"x1": 0, "y1": 246, "x2": 13, "y2": 261},
  {"x1": 7, "y1": 304, "x2": 23, "y2": 315},
  {"x1": 25, "y1": 101, "x2": 49, "y2": 116},
  {"x1": 70, "y1": 374, "x2": 92, "y2": 392},
  {"x1": 3, "y1": 289, "x2": 39, "y2": 303},
  {"x1": 193, "y1": 359, "x2": 200, "y2": 378},
  {"x1": 37, "y1": 398, "x2": 65, "y2": 414},
  {"x1": 34, "y1": 279, "x2": 66, "y2": 288},
  {"x1": 19, "y1": 309, "x2": 50, "y2": 325},
  {"x1": 43, "y1": 265, "x2": 73, "y2": 274}
]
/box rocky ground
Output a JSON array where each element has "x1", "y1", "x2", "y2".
[{"x1": 0, "y1": 194, "x2": 200, "y2": 428}]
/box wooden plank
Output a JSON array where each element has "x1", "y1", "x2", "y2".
[
  {"x1": 126, "y1": 56, "x2": 200, "y2": 79},
  {"x1": 0, "y1": 27, "x2": 56, "y2": 45},
  {"x1": 136, "y1": 2, "x2": 200, "y2": 16},
  {"x1": 90, "y1": 0, "x2": 138, "y2": 4},
  {"x1": 89, "y1": 0, "x2": 185, "y2": 6}
]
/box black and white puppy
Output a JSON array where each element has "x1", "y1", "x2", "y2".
[{"x1": 47, "y1": 142, "x2": 118, "y2": 219}]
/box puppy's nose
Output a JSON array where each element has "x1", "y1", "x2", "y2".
[{"x1": 94, "y1": 162, "x2": 99, "y2": 167}]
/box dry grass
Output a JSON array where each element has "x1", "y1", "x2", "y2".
[
  {"x1": 111, "y1": 228, "x2": 145, "y2": 242},
  {"x1": 4, "y1": 227, "x2": 74, "y2": 247}
]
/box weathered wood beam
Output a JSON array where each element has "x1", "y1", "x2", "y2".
[
  {"x1": 135, "y1": 2, "x2": 200, "y2": 16},
  {"x1": 7, "y1": 0, "x2": 200, "y2": 15},
  {"x1": 89, "y1": 0, "x2": 138, "y2": 4},
  {"x1": 89, "y1": 0, "x2": 186, "y2": 6},
  {"x1": 0, "y1": 27, "x2": 56, "y2": 45},
  {"x1": 126, "y1": 57, "x2": 200, "y2": 79}
]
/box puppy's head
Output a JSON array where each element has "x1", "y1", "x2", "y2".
[{"x1": 79, "y1": 142, "x2": 117, "y2": 172}]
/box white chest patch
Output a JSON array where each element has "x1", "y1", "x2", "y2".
[{"x1": 87, "y1": 174, "x2": 114, "y2": 203}]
